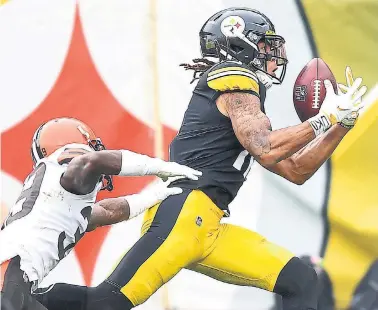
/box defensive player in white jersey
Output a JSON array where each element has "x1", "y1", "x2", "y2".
[{"x1": 0, "y1": 117, "x2": 201, "y2": 310}]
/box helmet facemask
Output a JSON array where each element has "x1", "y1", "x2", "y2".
[
  {"x1": 89, "y1": 138, "x2": 114, "y2": 192},
  {"x1": 77, "y1": 126, "x2": 114, "y2": 192},
  {"x1": 249, "y1": 34, "x2": 288, "y2": 86}
]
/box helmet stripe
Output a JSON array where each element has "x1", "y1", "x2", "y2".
[
  {"x1": 31, "y1": 124, "x2": 44, "y2": 163},
  {"x1": 207, "y1": 70, "x2": 258, "y2": 82}
]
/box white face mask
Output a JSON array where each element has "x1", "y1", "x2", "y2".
[{"x1": 255, "y1": 70, "x2": 273, "y2": 90}]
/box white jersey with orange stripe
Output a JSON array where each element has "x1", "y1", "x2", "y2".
[{"x1": 0, "y1": 144, "x2": 101, "y2": 287}]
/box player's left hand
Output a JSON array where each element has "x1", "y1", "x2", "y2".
[
  {"x1": 336, "y1": 66, "x2": 367, "y2": 128},
  {"x1": 320, "y1": 66, "x2": 367, "y2": 130},
  {"x1": 144, "y1": 176, "x2": 184, "y2": 202},
  {"x1": 148, "y1": 159, "x2": 202, "y2": 181},
  {"x1": 125, "y1": 177, "x2": 185, "y2": 220},
  {"x1": 338, "y1": 67, "x2": 360, "y2": 97}
]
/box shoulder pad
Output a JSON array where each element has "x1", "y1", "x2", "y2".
[{"x1": 207, "y1": 62, "x2": 259, "y2": 93}]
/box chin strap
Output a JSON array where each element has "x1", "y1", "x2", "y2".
[{"x1": 255, "y1": 70, "x2": 273, "y2": 90}]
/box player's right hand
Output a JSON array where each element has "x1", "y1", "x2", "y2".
[
  {"x1": 148, "y1": 159, "x2": 202, "y2": 181},
  {"x1": 126, "y1": 177, "x2": 185, "y2": 219},
  {"x1": 319, "y1": 67, "x2": 367, "y2": 129},
  {"x1": 145, "y1": 177, "x2": 184, "y2": 202}
]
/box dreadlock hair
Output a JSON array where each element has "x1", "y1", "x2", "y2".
[{"x1": 179, "y1": 58, "x2": 218, "y2": 84}]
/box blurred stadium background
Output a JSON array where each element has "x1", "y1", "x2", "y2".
[{"x1": 0, "y1": 0, "x2": 377, "y2": 309}]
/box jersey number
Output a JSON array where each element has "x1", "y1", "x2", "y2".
[
  {"x1": 2, "y1": 163, "x2": 46, "y2": 228},
  {"x1": 233, "y1": 150, "x2": 253, "y2": 178},
  {"x1": 57, "y1": 206, "x2": 92, "y2": 260}
]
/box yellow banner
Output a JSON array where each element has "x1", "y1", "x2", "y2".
[{"x1": 302, "y1": 0, "x2": 378, "y2": 308}]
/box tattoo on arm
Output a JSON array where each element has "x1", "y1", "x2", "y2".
[
  {"x1": 220, "y1": 92, "x2": 315, "y2": 165},
  {"x1": 221, "y1": 93, "x2": 272, "y2": 158},
  {"x1": 266, "y1": 125, "x2": 348, "y2": 184}
]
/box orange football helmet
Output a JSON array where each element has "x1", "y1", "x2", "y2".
[{"x1": 31, "y1": 117, "x2": 113, "y2": 191}]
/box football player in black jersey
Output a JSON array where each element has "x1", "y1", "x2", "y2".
[{"x1": 36, "y1": 8, "x2": 366, "y2": 310}]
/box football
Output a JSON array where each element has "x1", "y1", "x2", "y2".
[{"x1": 293, "y1": 58, "x2": 337, "y2": 122}]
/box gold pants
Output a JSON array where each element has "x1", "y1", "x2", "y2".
[{"x1": 107, "y1": 190, "x2": 294, "y2": 306}]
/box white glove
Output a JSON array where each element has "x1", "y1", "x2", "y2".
[
  {"x1": 308, "y1": 67, "x2": 367, "y2": 135},
  {"x1": 118, "y1": 150, "x2": 202, "y2": 181},
  {"x1": 337, "y1": 66, "x2": 364, "y2": 128},
  {"x1": 125, "y1": 177, "x2": 183, "y2": 219},
  {"x1": 146, "y1": 160, "x2": 202, "y2": 181}
]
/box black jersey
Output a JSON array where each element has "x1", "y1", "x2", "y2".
[{"x1": 169, "y1": 61, "x2": 266, "y2": 215}]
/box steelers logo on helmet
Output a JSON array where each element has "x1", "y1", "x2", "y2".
[{"x1": 220, "y1": 16, "x2": 245, "y2": 38}]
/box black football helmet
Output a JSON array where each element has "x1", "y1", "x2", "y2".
[{"x1": 199, "y1": 8, "x2": 288, "y2": 87}]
